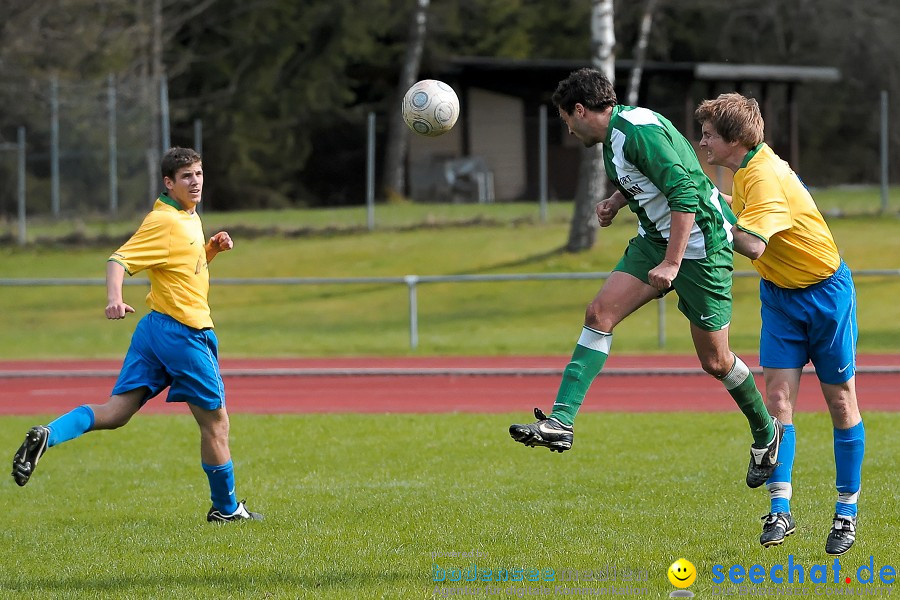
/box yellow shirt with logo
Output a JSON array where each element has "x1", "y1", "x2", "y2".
[
  {"x1": 731, "y1": 143, "x2": 840, "y2": 289},
  {"x1": 108, "y1": 195, "x2": 213, "y2": 329}
]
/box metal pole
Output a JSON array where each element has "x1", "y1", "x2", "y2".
[
  {"x1": 17, "y1": 126, "x2": 26, "y2": 246},
  {"x1": 108, "y1": 74, "x2": 118, "y2": 216},
  {"x1": 194, "y1": 118, "x2": 203, "y2": 213},
  {"x1": 405, "y1": 275, "x2": 419, "y2": 350},
  {"x1": 193, "y1": 118, "x2": 203, "y2": 156},
  {"x1": 539, "y1": 104, "x2": 548, "y2": 223},
  {"x1": 50, "y1": 75, "x2": 60, "y2": 217},
  {"x1": 657, "y1": 297, "x2": 666, "y2": 348},
  {"x1": 366, "y1": 112, "x2": 376, "y2": 231},
  {"x1": 881, "y1": 90, "x2": 889, "y2": 214},
  {"x1": 160, "y1": 74, "x2": 170, "y2": 153}
]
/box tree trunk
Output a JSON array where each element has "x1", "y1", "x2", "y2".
[
  {"x1": 145, "y1": 0, "x2": 163, "y2": 206},
  {"x1": 626, "y1": 0, "x2": 660, "y2": 106},
  {"x1": 566, "y1": 0, "x2": 615, "y2": 252},
  {"x1": 381, "y1": 0, "x2": 430, "y2": 201}
]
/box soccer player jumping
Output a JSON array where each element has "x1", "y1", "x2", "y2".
[
  {"x1": 12, "y1": 147, "x2": 262, "y2": 523},
  {"x1": 508, "y1": 68, "x2": 782, "y2": 490},
  {"x1": 695, "y1": 94, "x2": 864, "y2": 555}
]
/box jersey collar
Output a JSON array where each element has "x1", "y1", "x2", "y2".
[
  {"x1": 159, "y1": 192, "x2": 186, "y2": 211},
  {"x1": 739, "y1": 143, "x2": 766, "y2": 169}
]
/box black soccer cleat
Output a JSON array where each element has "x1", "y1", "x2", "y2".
[
  {"x1": 11, "y1": 425, "x2": 50, "y2": 487},
  {"x1": 746, "y1": 417, "x2": 784, "y2": 488},
  {"x1": 509, "y1": 408, "x2": 573, "y2": 453},
  {"x1": 760, "y1": 512, "x2": 796, "y2": 548},
  {"x1": 207, "y1": 500, "x2": 264, "y2": 523},
  {"x1": 825, "y1": 514, "x2": 857, "y2": 556}
]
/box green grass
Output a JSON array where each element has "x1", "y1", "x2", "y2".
[
  {"x1": 2, "y1": 412, "x2": 897, "y2": 598},
  {"x1": 2, "y1": 203, "x2": 900, "y2": 358}
]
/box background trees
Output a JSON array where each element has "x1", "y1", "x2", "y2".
[{"x1": 1, "y1": 0, "x2": 897, "y2": 212}]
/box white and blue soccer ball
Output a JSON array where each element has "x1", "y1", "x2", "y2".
[{"x1": 401, "y1": 79, "x2": 460, "y2": 137}]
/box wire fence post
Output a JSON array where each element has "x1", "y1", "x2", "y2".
[
  {"x1": 539, "y1": 104, "x2": 548, "y2": 223},
  {"x1": 160, "y1": 74, "x2": 170, "y2": 153},
  {"x1": 880, "y1": 90, "x2": 889, "y2": 214},
  {"x1": 366, "y1": 112, "x2": 376, "y2": 231},
  {"x1": 50, "y1": 75, "x2": 60, "y2": 217},
  {"x1": 17, "y1": 126, "x2": 27, "y2": 246},
  {"x1": 194, "y1": 118, "x2": 203, "y2": 213},
  {"x1": 405, "y1": 275, "x2": 419, "y2": 350},
  {"x1": 107, "y1": 74, "x2": 119, "y2": 216},
  {"x1": 657, "y1": 297, "x2": 666, "y2": 349}
]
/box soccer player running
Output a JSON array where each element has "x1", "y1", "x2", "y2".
[
  {"x1": 509, "y1": 68, "x2": 782, "y2": 490},
  {"x1": 11, "y1": 147, "x2": 262, "y2": 523},
  {"x1": 695, "y1": 93, "x2": 864, "y2": 555}
]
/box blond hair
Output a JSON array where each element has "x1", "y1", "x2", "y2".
[{"x1": 694, "y1": 93, "x2": 764, "y2": 147}]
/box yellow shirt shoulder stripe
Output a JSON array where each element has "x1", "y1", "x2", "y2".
[
  {"x1": 108, "y1": 195, "x2": 213, "y2": 329},
  {"x1": 731, "y1": 143, "x2": 840, "y2": 289}
]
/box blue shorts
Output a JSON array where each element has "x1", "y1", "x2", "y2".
[
  {"x1": 112, "y1": 311, "x2": 226, "y2": 410},
  {"x1": 759, "y1": 261, "x2": 857, "y2": 384}
]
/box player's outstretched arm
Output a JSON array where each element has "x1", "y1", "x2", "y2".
[
  {"x1": 206, "y1": 231, "x2": 233, "y2": 264},
  {"x1": 105, "y1": 260, "x2": 135, "y2": 319}
]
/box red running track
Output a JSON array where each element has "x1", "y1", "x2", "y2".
[{"x1": 1, "y1": 355, "x2": 897, "y2": 415}]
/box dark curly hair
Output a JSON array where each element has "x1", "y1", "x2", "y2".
[
  {"x1": 551, "y1": 68, "x2": 618, "y2": 115},
  {"x1": 160, "y1": 147, "x2": 202, "y2": 181}
]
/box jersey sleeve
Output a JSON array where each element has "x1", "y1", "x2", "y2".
[
  {"x1": 735, "y1": 168, "x2": 792, "y2": 242},
  {"x1": 108, "y1": 211, "x2": 172, "y2": 275},
  {"x1": 626, "y1": 127, "x2": 699, "y2": 213}
]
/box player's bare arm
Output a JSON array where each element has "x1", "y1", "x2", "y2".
[
  {"x1": 732, "y1": 228, "x2": 767, "y2": 260},
  {"x1": 595, "y1": 190, "x2": 628, "y2": 227},
  {"x1": 648, "y1": 210, "x2": 694, "y2": 291},
  {"x1": 206, "y1": 231, "x2": 234, "y2": 264},
  {"x1": 105, "y1": 260, "x2": 135, "y2": 319}
]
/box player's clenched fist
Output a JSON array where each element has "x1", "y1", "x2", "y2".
[{"x1": 208, "y1": 231, "x2": 233, "y2": 252}]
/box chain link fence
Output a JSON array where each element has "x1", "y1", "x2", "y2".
[{"x1": 0, "y1": 74, "x2": 159, "y2": 224}]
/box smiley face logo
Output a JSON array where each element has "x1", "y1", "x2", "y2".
[{"x1": 667, "y1": 558, "x2": 696, "y2": 588}]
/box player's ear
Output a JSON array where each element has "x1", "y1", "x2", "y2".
[{"x1": 163, "y1": 176, "x2": 174, "y2": 191}]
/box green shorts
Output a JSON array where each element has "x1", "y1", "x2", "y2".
[{"x1": 613, "y1": 235, "x2": 733, "y2": 331}]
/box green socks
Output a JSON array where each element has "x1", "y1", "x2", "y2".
[
  {"x1": 549, "y1": 327, "x2": 612, "y2": 426},
  {"x1": 720, "y1": 354, "x2": 775, "y2": 446}
]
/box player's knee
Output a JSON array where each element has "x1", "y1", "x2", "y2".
[
  {"x1": 584, "y1": 303, "x2": 615, "y2": 332},
  {"x1": 699, "y1": 354, "x2": 731, "y2": 379},
  {"x1": 765, "y1": 393, "x2": 792, "y2": 417},
  {"x1": 202, "y1": 419, "x2": 230, "y2": 443}
]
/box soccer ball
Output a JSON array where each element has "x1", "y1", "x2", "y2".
[{"x1": 401, "y1": 79, "x2": 460, "y2": 137}]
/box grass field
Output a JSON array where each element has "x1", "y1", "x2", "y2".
[
  {"x1": 2, "y1": 196, "x2": 898, "y2": 599},
  {"x1": 2, "y1": 412, "x2": 898, "y2": 599}
]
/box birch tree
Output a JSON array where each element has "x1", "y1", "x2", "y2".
[
  {"x1": 566, "y1": 0, "x2": 615, "y2": 252},
  {"x1": 382, "y1": 0, "x2": 430, "y2": 200}
]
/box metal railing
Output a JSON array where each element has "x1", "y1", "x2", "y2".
[{"x1": 3, "y1": 269, "x2": 900, "y2": 350}]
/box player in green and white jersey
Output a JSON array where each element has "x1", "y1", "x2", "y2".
[{"x1": 510, "y1": 68, "x2": 781, "y2": 488}]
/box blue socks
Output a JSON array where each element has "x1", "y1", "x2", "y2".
[
  {"x1": 203, "y1": 460, "x2": 238, "y2": 514},
  {"x1": 46, "y1": 405, "x2": 95, "y2": 447},
  {"x1": 834, "y1": 421, "x2": 865, "y2": 517},
  {"x1": 766, "y1": 421, "x2": 865, "y2": 518},
  {"x1": 766, "y1": 424, "x2": 796, "y2": 514}
]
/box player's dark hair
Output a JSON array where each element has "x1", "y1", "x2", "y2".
[
  {"x1": 694, "y1": 93, "x2": 764, "y2": 147},
  {"x1": 552, "y1": 68, "x2": 618, "y2": 115},
  {"x1": 160, "y1": 147, "x2": 202, "y2": 181}
]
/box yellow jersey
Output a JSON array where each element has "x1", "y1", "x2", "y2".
[
  {"x1": 108, "y1": 194, "x2": 213, "y2": 329},
  {"x1": 731, "y1": 143, "x2": 840, "y2": 289}
]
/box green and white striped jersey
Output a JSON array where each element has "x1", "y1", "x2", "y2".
[{"x1": 603, "y1": 105, "x2": 735, "y2": 259}]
